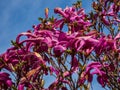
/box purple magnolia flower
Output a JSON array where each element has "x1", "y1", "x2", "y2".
[
  {"x1": 102, "y1": 2, "x2": 120, "y2": 25},
  {"x1": 101, "y1": 16, "x2": 110, "y2": 26},
  {"x1": 0, "y1": 2, "x2": 119, "y2": 89},
  {"x1": 54, "y1": 6, "x2": 91, "y2": 32},
  {"x1": 61, "y1": 87, "x2": 67, "y2": 90},
  {"x1": 69, "y1": 35, "x2": 99, "y2": 55},
  {"x1": 18, "y1": 82, "x2": 32, "y2": 90},
  {"x1": 114, "y1": 32, "x2": 120, "y2": 51},
  {"x1": 34, "y1": 37, "x2": 52, "y2": 52},
  {"x1": 95, "y1": 35, "x2": 115, "y2": 55},
  {"x1": 0, "y1": 72, "x2": 12, "y2": 87},
  {"x1": 22, "y1": 52, "x2": 46, "y2": 71},
  {"x1": 71, "y1": 56, "x2": 79, "y2": 71},
  {"x1": 54, "y1": 7, "x2": 68, "y2": 18},
  {"x1": 53, "y1": 45, "x2": 66, "y2": 57},
  {"x1": 52, "y1": 19, "x2": 65, "y2": 30},
  {"x1": 18, "y1": 84, "x2": 24, "y2": 90},
  {"x1": 97, "y1": 73, "x2": 108, "y2": 87},
  {"x1": 92, "y1": 0, "x2": 120, "y2": 26},
  {"x1": 83, "y1": 62, "x2": 108, "y2": 87},
  {"x1": 0, "y1": 48, "x2": 24, "y2": 71},
  {"x1": 16, "y1": 32, "x2": 37, "y2": 44}
]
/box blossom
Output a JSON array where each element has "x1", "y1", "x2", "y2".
[
  {"x1": 95, "y1": 35, "x2": 115, "y2": 55},
  {"x1": 53, "y1": 45, "x2": 66, "y2": 57},
  {"x1": 69, "y1": 35, "x2": 99, "y2": 54},
  {"x1": 82, "y1": 62, "x2": 108, "y2": 87},
  {"x1": 71, "y1": 56, "x2": 79, "y2": 71},
  {"x1": 0, "y1": 72, "x2": 12, "y2": 87},
  {"x1": 54, "y1": 6, "x2": 91, "y2": 32},
  {"x1": 18, "y1": 84, "x2": 24, "y2": 90},
  {"x1": 0, "y1": 1, "x2": 120, "y2": 89}
]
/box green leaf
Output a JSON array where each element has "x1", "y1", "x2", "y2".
[
  {"x1": 38, "y1": 17, "x2": 43, "y2": 21},
  {"x1": 49, "y1": 16, "x2": 54, "y2": 22},
  {"x1": 12, "y1": 86, "x2": 17, "y2": 90},
  {"x1": 11, "y1": 40, "x2": 17, "y2": 46}
]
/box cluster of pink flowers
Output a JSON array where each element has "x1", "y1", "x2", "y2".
[
  {"x1": 92, "y1": 0, "x2": 120, "y2": 26},
  {"x1": 0, "y1": 0, "x2": 120, "y2": 89}
]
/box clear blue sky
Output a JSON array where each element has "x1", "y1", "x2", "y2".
[{"x1": 0, "y1": 0, "x2": 105, "y2": 89}]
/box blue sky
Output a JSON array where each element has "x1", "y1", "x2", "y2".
[
  {"x1": 0, "y1": 0, "x2": 76, "y2": 53},
  {"x1": 0, "y1": 0, "x2": 93, "y2": 53},
  {"x1": 0, "y1": 0, "x2": 105, "y2": 89}
]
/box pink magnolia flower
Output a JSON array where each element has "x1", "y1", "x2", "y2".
[
  {"x1": 83, "y1": 62, "x2": 108, "y2": 87},
  {"x1": 92, "y1": 0, "x2": 120, "y2": 26},
  {"x1": 0, "y1": 48, "x2": 25, "y2": 70},
  {"x1": 54, "y1": 6, "x2": 91, "y2": 32},
  {"x1": 95, "y1": 35, "x2": 115, "y2": 55},
  {"x1": 54, "y1": 7, "x2": 68, "y2": 18},
  {"x1": 0, "y1": 72, "x2": 13, "y2": 87},
  {"x1": 18, "y1": 84, "x2": 24, "y2": 90},
  {"x1": 113, "y1": 32, "x2": 120, "y2": 52},
  {"x1": 18, "y1": 82, "x2": 32, "y2": 90},
  {"x1": 71, "y1": 56, "x2": 79, "y2": 72},
  {"x1": 0, "y1": 2, "x2": 119, "y2": 89},
  {"x1": 101, "y1": 16, "x2": 110, "y2": 26},
  {"x1": 53, "y1": 45, "x2": 66, "y2": 57},
  {"x1": 61, "y1": 87, "x2": 67, "y2": 90},
  {"x1": 16, "y1": 31, "x2": 37, "y2": 44},
  {"x1": 102, "y1": 2, "x2": 120, "y2": 25},
  {"x1": 69, "y1": 35, "x2": 99, "y2": 55}
]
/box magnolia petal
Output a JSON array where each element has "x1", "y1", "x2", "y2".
[
  {"x1": 97, "y1": 76, "x2": 106, "y2": 87},
  {"x1": 18, "y1": 84, "x2": 24, "y2": 90}
]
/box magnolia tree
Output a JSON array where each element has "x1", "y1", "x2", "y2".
[{"x1": 0, "y1": 0, "x2": 120, "y2": 90}]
